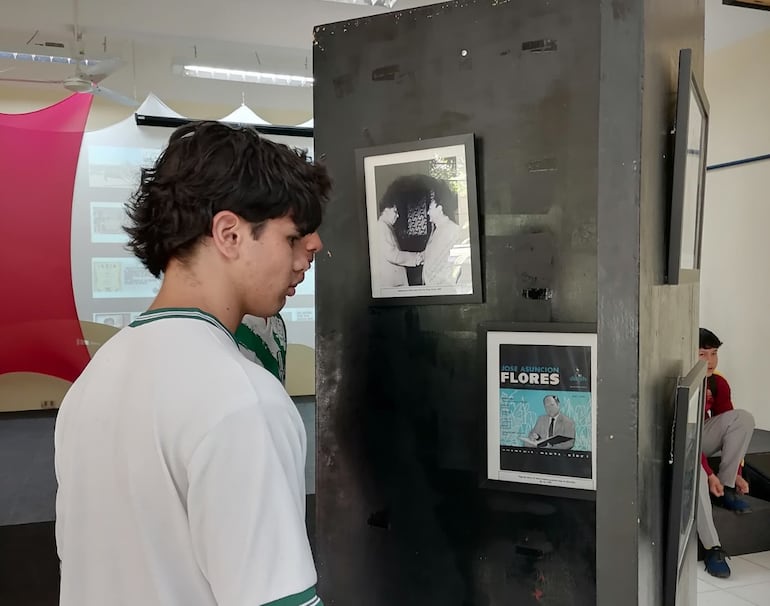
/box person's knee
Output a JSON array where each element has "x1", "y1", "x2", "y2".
[{"x1": 736, "y1": 409, "x2": 756, "y2": 431}]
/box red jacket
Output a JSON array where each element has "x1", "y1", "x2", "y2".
[{"x1": 701, "y1": 373, "x2": 740, "y2": 477}]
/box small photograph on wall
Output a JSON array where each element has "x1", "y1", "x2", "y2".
[
  {"x1": 483, "y1": 324, "x2": 598, "y2": 493},
  {"x1": 92, "y1": 312, "x2": 141, "y2": 329},
  {"x1": 357, "y1": 134, "x2": 482, "y2": 305},
  {"x1": 90, "y1": 202, "x2": 129, "y2": 243},
  {"x1": 91, "y1": 257, "x2": 161, "y2": 299},
  {"x1": 87, "y1": 145, "x2": 161, "y2": 189}
]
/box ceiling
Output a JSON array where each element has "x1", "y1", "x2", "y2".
[
  {"x1": 0, "y1": 0, "x2": 445, "y2": 114},
  {"x1": 0, "y1": 0, "x2": 768, "y2": 115},
  {"x1": 0, "y1": 0, "x2": 445, "y2": 50}
]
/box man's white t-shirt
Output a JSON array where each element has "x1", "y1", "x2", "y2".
[{"x1": 54, "y1": 308, "x2": 320, "y2": 606}]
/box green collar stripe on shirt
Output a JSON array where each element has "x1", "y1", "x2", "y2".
[
  {"x1": 262, "y1": 586, "x2": 322, "y2": 606},
  {"x1": 129, "y1": 308, "x2": 237, "y2": 347}
]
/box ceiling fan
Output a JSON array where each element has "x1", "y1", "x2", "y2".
[
  {"x1": 0, "y1": 0, "x2": 138, "y2": 107},
  {"x1": 0, "y1": 58, "x2": 138, "y2": 107}
]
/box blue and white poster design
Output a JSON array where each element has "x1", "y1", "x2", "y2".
[{"x1": 487, "y1": 331, "x2": 597, "y2": 490}]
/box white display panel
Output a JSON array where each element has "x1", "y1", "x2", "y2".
[{"x1": 71, "y1": 117, "x2": 316, "y2": 354}]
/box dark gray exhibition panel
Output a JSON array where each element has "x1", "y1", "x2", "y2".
[{"x1": 313, "y1": 1, "x2": 703, "y2": 604}]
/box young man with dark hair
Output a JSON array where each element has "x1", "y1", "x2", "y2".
[
  {"x1": 55, "y1": 121, "x2": 331, "y2": 606},
  {"x1": 696, "y1": 327, "x2": 755, "y2": 579}
]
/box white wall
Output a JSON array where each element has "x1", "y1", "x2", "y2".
[{"x1": 701, "y1": 30, "x2": 770, "y2": 429}]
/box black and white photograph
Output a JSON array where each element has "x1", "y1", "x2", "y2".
[
  {"x1": 482, "y1": 323, "x2": 598, "y2": 496},
  {"x1": 357, "y1": 134, "x2": 482, "y2": 305}
]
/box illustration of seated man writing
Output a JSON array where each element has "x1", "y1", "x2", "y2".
[{"x1": 523, "y1": 395, "x2": 576, "y2": 449}]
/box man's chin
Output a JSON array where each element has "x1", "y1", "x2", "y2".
[{"x1": 260, "y1": 298, "x2": 285, "y2": 319}]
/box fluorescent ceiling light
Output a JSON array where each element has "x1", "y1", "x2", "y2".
[
  {"x1": 320, "y1": 0, "x2": 397, "y2": 6},
  {"x1": 0, "y1": 50, "x2": 101, "y2": 67},
  {"x1": 181, "y1": 64, "x2": 314, "y2": 88}
]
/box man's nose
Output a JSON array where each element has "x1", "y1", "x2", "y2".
[{"x1": 306, "y1": 233, "x2": 323, "y2": 255}]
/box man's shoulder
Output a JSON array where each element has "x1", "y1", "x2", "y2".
[
  {"x1": 179, "y1": 358, "x2": 291, "y2": 438},
  {"x1": 231, "y1": 353, "x2": 289, "y2": 398},
  {"x1": 712, "y1": 372, "x2": 732, "y2": 389}
]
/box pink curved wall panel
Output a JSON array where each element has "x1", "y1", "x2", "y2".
[{"x1": 0, "y1": 94, "x2": 93, "y2": 382}]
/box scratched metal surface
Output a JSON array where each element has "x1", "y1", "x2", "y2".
[{"x1": 313, "y1": 1, "x2": 599, "y2": 604}]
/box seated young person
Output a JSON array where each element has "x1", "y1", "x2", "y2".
[{"x1": 696, "y1": 327, "x2": 755, "y2": 579}]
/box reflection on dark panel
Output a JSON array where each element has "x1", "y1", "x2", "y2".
[{"x1": 314, "y1": 1, "x2": 599, "y2": 604}]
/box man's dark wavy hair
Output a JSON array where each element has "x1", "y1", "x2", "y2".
[{"x1": 125, "y1": 121, "x2": 331, "y2": 278}]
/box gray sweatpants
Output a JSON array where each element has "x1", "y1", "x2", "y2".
[{"x1": 696, "y1": 409, "x2": 755, "y2": 549}]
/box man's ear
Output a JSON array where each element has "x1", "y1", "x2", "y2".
[{"x1": 211, "y1": 210, "x2": 243, "y2": 259}]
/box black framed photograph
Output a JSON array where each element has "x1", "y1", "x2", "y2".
[
  {"x1": 667, "y1": 48, "x2": 710, "y2": 285},
  {"x1": 722, "y1": 1, "x2": 770, "y2": 11},
  {"x1": 356, "y1": 133, "x2": 482, "y2": 305},
  {"x1": 664, "y1": 359, "x2": 707, "y2": 606},
  {"x1": 480, "y1": 322, "x2": 598, "y2": 499}
]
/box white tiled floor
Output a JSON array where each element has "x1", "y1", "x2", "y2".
[{"x1": 698, "y1": 551, "x2": 770, "y2": 605}]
